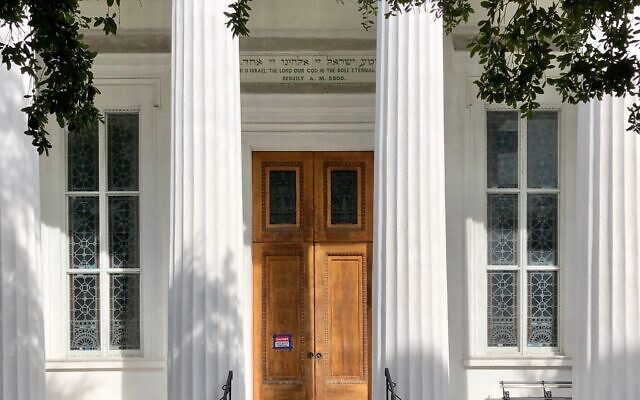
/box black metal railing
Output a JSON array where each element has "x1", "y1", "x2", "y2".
[
  {"x1": 499, "y1": 380, "x2": 572, "y2": 399},
  {"x1": 219, "y1": 370, "x2": 233, "y2": 400},
  {"x1": 385, "y1": 368, "x2": 403, "y2": 400}
]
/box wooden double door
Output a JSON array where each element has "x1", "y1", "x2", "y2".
[{"x1": 252, "y1": 152, "x2": 373, "y2": 400}]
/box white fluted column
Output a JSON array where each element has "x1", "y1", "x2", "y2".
[
  {"x1": 169, "y1": 1, "x2": 246, "y2": 399},
  {"x1": 574, "y1": 10, "x2": 640, "y2": 399},
  {"x1": 372, "y1": 5, "x2": 449, "y2": 400},
  {"x1": 574, "y1": 95, "x2": 640, "y2": 399},
  {"x1": 0, "y1": 30, "x2": 45, "y2": 400}
]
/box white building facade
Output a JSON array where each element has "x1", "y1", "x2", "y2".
[{"x1": 1, "y1": 1, "x2": 639, "y2": 399}]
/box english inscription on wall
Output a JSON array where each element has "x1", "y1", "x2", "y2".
[{"x1": 239, "y1": 53, "x2": 376, "y2": 84}]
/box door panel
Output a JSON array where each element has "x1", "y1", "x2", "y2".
[
  {"x1": 314, "y1": 243, "x2": 371, "y2": 400},
  {"x1": 314, "y1": 152, "x2": 373, "y2": 242},
  {"x1": 253, "y1": 152, "x2": 372, "y2": 400},
  {"x1": 253, "y1": 243, "x2": 314, "y2": 400},
  {"x1": 253, "y1": 152, "x2": 314, "y2": 242}
]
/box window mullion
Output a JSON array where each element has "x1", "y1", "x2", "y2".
[
  {"x1": 484, "y1": 109, "x2": 562, "y2": 356},
  {"x1": 66, "y1": 110, "x2": 143, "y2": 356},
  {"x1": 99, "y1": 116, "x2": 110, "y2": 356}
]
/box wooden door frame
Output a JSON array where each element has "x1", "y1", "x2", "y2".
[
  {"x1": 249, "y1": 152, "x2": 373, "y2": 400},
  {"x1": 241, "y1": 93, "x2": 375, "y2": 399}
]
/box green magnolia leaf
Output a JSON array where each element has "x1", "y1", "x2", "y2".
[
  {"x1": 2, "y1": 0, "x2": 640, "y2": 155},
  {"x1": 0, "y1": 0, "x2": 122, "y2": 154}
]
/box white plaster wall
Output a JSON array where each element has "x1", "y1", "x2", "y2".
[
  {"x1": 80, "y1": 0, "x2": 171, "y2": 31},
  {"x1": 75, "y1": 0, "x2": 522, "y2": 38},
  {"x1": 443, "y1": 40, "x2": 577, "y2": 400},
  {"x1": 39, "y1": 54, "x2": 172, "y2": 400},
  {"x1": 247, "y1": 0, "x2": 374, "y2": 37},
  {"x1": 39, "y1": 55, "x2": 377, "y2": 400},
  {"x1": 34, "y1": 5, "x2": 585, "y2": 397},
  {"x1": 79, "y1": 0, "x2": 374, "y2": 38},
  {"x1": 46, "y1": 369, "x2": 165, "y2": 400}
]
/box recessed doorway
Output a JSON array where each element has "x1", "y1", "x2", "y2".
[{"x1": 252, "y1": 151, "x2": 373, "y2": 400}]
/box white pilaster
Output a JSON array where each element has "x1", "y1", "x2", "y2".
[
  {"x1": 373, "y1": 5, "x2": 449, "y2": 400},
  {"x1": 0, "y1": 32, "x2": 45, "y2": 400},
  {"x1": 574, "y1": 96, "x2": 640, "y2": 399},
  {"x1": 169, "y1": 1, "x2": 246, "y2": 399}
]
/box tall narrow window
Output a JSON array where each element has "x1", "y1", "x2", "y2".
[
  {"x1": 486, "y1": 111, "x2": 560, "y2": 352},
  {"x1": 67, "y1": 112, "x2": 141, "y2": 353}
]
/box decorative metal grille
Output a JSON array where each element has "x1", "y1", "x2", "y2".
[
  {"x1": 330, "y1": 170, "x2": 358, "y2": 225},
  {"x1": 485, "y1": 110, "x2": 560, "y2": 351},
  {"x1": 67, "y1": 112, "x2": 142, "y2": 353},
  {"x1": 487, "y1": 111, "x2": 518, "y2": 189},
  {"x1": 269, "y1": 170, "x2": 297, "y2": 225},
  {"x1": 488, "y1": 272, "x2": 518, "y2": 347},
  {"x1": 108, "y1": 113, "x2": 139, "y2": 191},
  {"x1": 488, "y1": 194, "x2": 518, "y2": 265},
  {"x1": 527, "y1": 272, "x2": 558, "y2": 347},
  {"x1": 109, "y1": 197, "x2": 140, "y2": 269},
  {"x1": 70, "y1": 274, "x2": 100, "y2": 350},
  {"x1": 68, "y1": 123, "x2": 99, "y2": 191},
  {"x1": 69, "y1": 196, "x2": 99, "y2": 269},
  {"x1": 527, "y1": 194, "x2": 558, "y2": 266},
  {"x1": 527, "y1": 112, "x2": 558, "y2": 189},
  {"x1": 110, "y1": 274, "x2": 140, "y2": 350}
]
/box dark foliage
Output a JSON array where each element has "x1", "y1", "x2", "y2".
[
  {"x1": 227, "y1": 0, "x2": 640, "y2": 134},
  {"x1": 2, "y1": 0, "x2": 639, "y2": 155},
  {"x1": 1, "y1": 0, "x2": 120, "y2": 154}
]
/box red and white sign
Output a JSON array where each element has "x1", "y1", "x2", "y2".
[{"x1": 272, "y1": 334, "x2": 293, "y2": 350}]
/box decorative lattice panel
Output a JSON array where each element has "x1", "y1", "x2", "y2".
[
  {"x1": 527, "y1": 271, "x2": 558, "y2": 347},
  {"x1": 70, "y1": 274, "x2": 100, "y2": 350},
  {"x1": 330, "y1": 170, "x2": 358, "y2": 225},
  {"x1": 107, "y1": 113, "x2": 139, "y2": 191},
  {"x1": 269, "y1": 170, "x2": 297, "y2": 225},
  {"x1": 69, "y1": 196, "x2": 99, "y2": 269},
  {"x1": 527, "y1": 112, "x2": 558, "y2": 189},
  {"x1": 488, "y1": 194, "x2": 518, "y2": 265},
  {"x1": 68, "y1": 123, "x2": 99, "y2": 191},
  {"x1": 109, "y1": 196, "x2": 140, "y2": 269},
  {"x1": 488, "y1": 271, "x2": 519, "y2": 347},
  {"x1": 527, "y1": 194, "x2": 558, "y2": 266},
  {"x1": 110, "y1": 274, "x2": 140, "y2": 350}
]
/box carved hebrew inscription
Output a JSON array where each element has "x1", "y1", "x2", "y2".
[{"x1": 240, "y1": 53, "x2": 376, "y2": 84}]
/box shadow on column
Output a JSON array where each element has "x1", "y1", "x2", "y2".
[
  {"x1": 0, "y1": 69, "x2": 45, "y2": 400},
  {"x1": 169, "y1": 246, "x2": 245, "y2": 400}
]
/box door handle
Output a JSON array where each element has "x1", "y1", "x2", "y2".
[
  {"x1": 316, "y1": 353, "x2": 322, "y2": 360},
  {"x1": 307, "y1": 352, "x2": 315, "y2": 359}
]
